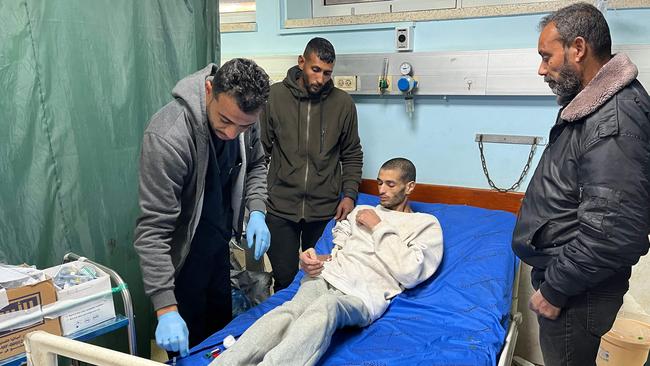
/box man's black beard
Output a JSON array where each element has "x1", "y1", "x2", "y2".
[
  {"x1": 545, "y1": 61, "x2": 582, "y2": 106},
  {"x1": 303, "y1": 75, "x2": 323, "y2": 96}
]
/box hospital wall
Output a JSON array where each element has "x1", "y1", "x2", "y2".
[
  {"x1": 221, "y1": 3, "x2": 650, "y2": 364},
  {"x1": 223, "y1": 4, "x2": 650, "y2": 190}
]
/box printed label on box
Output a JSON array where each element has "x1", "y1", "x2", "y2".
[{"x1": 0, "y1": 279, "x2": 61, "y2": 362}]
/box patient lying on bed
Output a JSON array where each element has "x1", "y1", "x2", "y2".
[{"x1": 213, "y1": 158, "x2": 443, "y2": 366}]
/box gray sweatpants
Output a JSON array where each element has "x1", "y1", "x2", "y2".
[{"x1": 212, "y1": 277, "x2": 371, "y2": 366}]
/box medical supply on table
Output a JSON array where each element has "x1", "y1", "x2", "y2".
[
  {"x1": 223, "y1": 334, "x2": 236, "y2": 349},
  {"x1": 206, "y1": 347, "x2": 222, "y2": 359},
  {"x1": 203, "y1": 335, "x2": 236, "y2": 360},
  {"x1": 53, "y1": 263, "x2": 97, "y2": 289}
]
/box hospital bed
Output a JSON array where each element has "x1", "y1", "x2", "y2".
[
  {"x1": 180, "y1": 182, "x2": 524, "y2": 366},
  {"x1": 21, "y1": 182, "x2": 523, "y2": 366}
]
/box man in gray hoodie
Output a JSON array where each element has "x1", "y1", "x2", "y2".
[{"x1": 134, "y1": 59, "x2": 271, "y2": 357}]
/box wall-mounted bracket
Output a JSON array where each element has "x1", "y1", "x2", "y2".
[{"x1": 475, "y1": 134, "x2": 545, "y2": 146}]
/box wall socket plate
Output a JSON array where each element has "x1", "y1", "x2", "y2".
[
  {"x1": 334, "y1": 75, "x2": 357, "y2": 91},
  {"x1": 395, "y1": 26, "x2": 414, "y2": 52}
]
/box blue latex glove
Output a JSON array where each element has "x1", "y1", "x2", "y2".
[
  {"x1": 247, "y1": 211, "x2": 271, "y2": 260},
  {"x1": 155, "y1": 311, "x2": 189, "y2": 357}
]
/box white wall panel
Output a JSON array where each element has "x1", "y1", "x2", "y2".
[
  {"x1": 226, "y1": 44, "x2": 650, "y2": 96},
  {"x1": 486, "y1": 49, "x2": 550, "y2": 95}
]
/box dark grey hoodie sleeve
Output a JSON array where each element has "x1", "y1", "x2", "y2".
[
  {"x1": 245, "y1": 122, "x2": 268, "y2": 213},
  {"x1": 134, "y1": 132, "x2": 188, "y2": 311},
  {"x1": 259, "y1": 100, "x2": 274, "y2": 166}
]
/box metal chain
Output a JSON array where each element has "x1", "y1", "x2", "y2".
[{"x1": 478, "y1": 136, "x2": 538, "y2": 193}]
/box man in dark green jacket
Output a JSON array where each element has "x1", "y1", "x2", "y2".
[{"x1": 261, "y1": 37, "x2": 363, "y2": 292}]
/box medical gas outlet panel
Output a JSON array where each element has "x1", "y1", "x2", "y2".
[
  {"x1": 330, "y1": 51, "x2": 488, "y2": 96},
  {"x1": 397, "y1": 62, "x2": 418, "y2": 117},
  {"x1": 231, "y1": 45, "x2": 650, "y2": 96}
]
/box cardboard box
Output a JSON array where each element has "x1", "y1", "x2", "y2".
[
  {"x1": 0, "y1": 278, "x2": 62, "y2": 361},
  {"x1": 43, "y1": 262, "x2": 116, "y2": 336}
]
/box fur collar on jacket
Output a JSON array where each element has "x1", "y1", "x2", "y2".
[{"x1": 561, "y1": 53, "x2": 638, "y2": 122}]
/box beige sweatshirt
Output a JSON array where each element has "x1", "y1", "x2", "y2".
[{"x1": 321, "y1": 204, "x2": 444, "y2": 321}]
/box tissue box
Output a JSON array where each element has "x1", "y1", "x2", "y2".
[
  {"x1": 43, "y1": 261, "x2": 116, "y2": 336},
  {"x1": 0, "y1": 278, "x2": 62, "y2": 361}
]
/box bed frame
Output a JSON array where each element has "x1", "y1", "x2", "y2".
[
  {"x1": 359, "y1": 179, "x2": 524, "y2": 214},
  {"x1": 360, "y1": 179, "x2": 524, "y2": 366}
]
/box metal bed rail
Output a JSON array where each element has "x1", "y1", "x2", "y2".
[
  {"x1": 24, "y1": 331, "x2": 159, "y2": 366},
  {"x1": 497, "y1": 260, "x2": 523, "y2": 366}
]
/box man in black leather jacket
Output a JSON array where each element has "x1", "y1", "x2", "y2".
[{"x1": 512, "y1": 3, "x2": 650, "y2": 365}]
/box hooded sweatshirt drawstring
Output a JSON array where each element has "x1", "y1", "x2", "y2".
[
  {"x1": 296, "y1": 97, "x2": 302, "y2": 154},
  {"x1": 320, "y1": 94, "x2": 325, "y2": 154}
]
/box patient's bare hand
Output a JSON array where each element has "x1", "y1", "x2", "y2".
[
  {"x1": 356, "y1": 209, "x2": 381, "y2": 230},
  {"x1": 300, "y1": 248, "x2": 324, "y2": 277}
]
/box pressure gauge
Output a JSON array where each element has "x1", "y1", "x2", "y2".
[{"x1": 399, "y1": 62, "x2": 412, "y2": 76}]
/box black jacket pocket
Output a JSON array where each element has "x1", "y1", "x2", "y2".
[{"x1": 578, "y1": 185, "x2": 621, "y2": 239}]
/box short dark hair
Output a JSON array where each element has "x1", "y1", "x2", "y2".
[
  {"x1": 212, "y1": 58, "x2": 270, "y2": 113},
  {"x1": 381, "y1": 158, "x2": 416, "y2": 183},
  {"x1": 303, "y1": 37, "x2": 336, "y2": 64},
  {"x1": 539, "y1": 2, "x2": 612, "y2": 60}
]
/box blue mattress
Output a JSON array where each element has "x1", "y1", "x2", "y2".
[{"x1": 178, "y1": 193, "x2": 518, "y2": 366}]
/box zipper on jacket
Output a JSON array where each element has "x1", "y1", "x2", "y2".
[
  {"x1": 302, "y1": 101, "x2": 312, "y2": 219},
  {"x1": 578, "y1": 185, "x2": 583, "y2": 202},
  {"x1": 319, "y1": 97, "x2": 325, "y2": 154}
]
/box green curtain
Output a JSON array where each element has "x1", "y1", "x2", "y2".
[{"x1": 0, "y1": 0, "x2": 219, "y2": 357}]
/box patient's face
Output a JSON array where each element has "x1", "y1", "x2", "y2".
[{"x1": 377, "y1": 169, "x2": 409, "y2": 210}]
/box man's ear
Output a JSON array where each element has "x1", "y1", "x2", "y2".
[
  {"x1": 205, "y1": 79, "x2": 213, "y2": 97},
  {"x1": 298, "y1": 54, "x2": 305, "y2": 71},
  {"x1": 405, "y1": 181, "x2": 416, "y2": 195},
  {"x1": 571, "y1": 36, "x2": 588, "y2": 63}
]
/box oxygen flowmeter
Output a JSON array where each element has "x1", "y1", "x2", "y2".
[{"x1": 398, "y1": 62, "x2": 417, "y2": 118}]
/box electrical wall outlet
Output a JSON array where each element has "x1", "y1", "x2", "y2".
[{"x1": 334, "y1": 75, "x2": 357, "y2": 91}]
